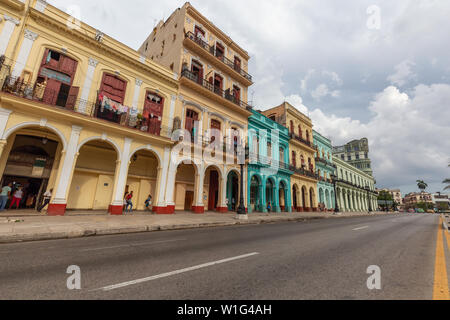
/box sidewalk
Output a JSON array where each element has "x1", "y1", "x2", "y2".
[{"x1": 0, "y1": 210, "x2": 399, "y2": 244}]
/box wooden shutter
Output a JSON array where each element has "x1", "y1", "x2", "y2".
[
  {"x1": 60, "y1": 56, "x2": 78, "y2": 78},
  {"x1": 42, "y1": 79, "x2": 61, "y2": 105},
  {"x1": 65, "y1": 86, "x2": 80, "y2": 110},
  {"x1": 40, "y1": 48, "x2": 50, "y2": 68}
]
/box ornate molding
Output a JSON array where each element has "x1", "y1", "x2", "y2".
[
  {"x1": 35, "y1": 0, "x2": 47, "y2": 12},
  {"x1": 88, "y1": 57, "x2": 99, "y2": 67},
  {"x1": 3, "y1": 14, "x2": 20, "y2": 25},
  {"x1": 24, "y1": 29, "x2": 39, "y2": 41},
  {"x1": 135, "y1": 78, "x2": 143, "y2": 87}
]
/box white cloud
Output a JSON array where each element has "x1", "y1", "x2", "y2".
[{"x1": 387, "y1": 60, "x2": 417, "y2": 87}]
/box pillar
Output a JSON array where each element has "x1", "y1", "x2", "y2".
[
  {"x1": 109, "y1": 137, "x2": 132, "y2": 215},
  {"x1": 217, "y1": 169, "x2": 228, "y2": 213},
  {"x1": 48, "y1": 125, "x2": 82, "y2": 215},
  {"x1": 11, "y1": 29, "x2": 38, "y2": 79},
  {"x1": 77, "y1": 58, "x2": 99, "y2": 114},
  {"x1": 153, "y1": 147, "x2": 171, "y2": 214},
  {"x1": 0, "y1": 15, "x2": 20, "y2": 55},
  {"x1": 192, "y1": 169, "x2": 205, "y2": 214}
]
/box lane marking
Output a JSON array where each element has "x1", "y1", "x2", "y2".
[
  {"x1": 80, "y1": 239, "x2": 186, "y2": 252},
  {"x1": 433, "y1": 217, "x2": 450, "y2": 300},
  {"x1": 353, "y1": 226, "x2": 369, "y2": 231},
  {"x1": 93, "y1": 252, "x2": 260, "y2": 292}
]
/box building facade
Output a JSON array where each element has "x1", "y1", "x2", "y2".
[
  {"x1": 403, "y1": 192, "x2": 433, "y2": 209},
  {"x1": 333, "y1": 156, "x2": 377, "y2": 212},
  {"x1": 262, "y1": 102, "x2": 319, "y2": 212},
  {"x1": 0, "y1": 0, "x2": 180, "y2": 215},
  {"x1": 139, "y1": 2, "x2": 252, "y2": 214},
  {"x1": 247, "y1": 110, "x2": 292, "y2": 213},
  {"x1": 313, "y1": 130, "x2": 336, "y2": 211},
  {"x1": 333, "y1": 138, "x2": 373, "y2": 176}
]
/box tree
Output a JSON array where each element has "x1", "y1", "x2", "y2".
[
  {"x1": 378, "y1": 191, "x2": 394, "y2": 211},
  {"x1": 444, "y1": 163, "x2": 450, "y2": 190},
  {"x1": 416, "y1": 180, "x2": 428, "y2": 192}
]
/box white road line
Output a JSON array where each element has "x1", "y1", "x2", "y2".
[
  {"x1": 80, "y1": 239, "x2": 186, "y2": 252},
  {"x1": 94, "y1": 252, "x2": 260, "y2": 292},
  {"x1": 352, "y1": 226, "x2": 369, "y2": 231}
]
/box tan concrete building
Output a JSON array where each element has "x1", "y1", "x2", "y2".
[
  {"x1": 139, "y1": 2, "x2": 253, "y2": 213},
  {"x1": 262, "y1": 102, "x2": 319, "y2": 212},
  {"x1": 403, "y1": 192, "x2": 433, "y2": 209}
]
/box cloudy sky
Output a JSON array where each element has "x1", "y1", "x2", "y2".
[{"x1": 48, "y1": 0, "x2": 450, "y2": 196}]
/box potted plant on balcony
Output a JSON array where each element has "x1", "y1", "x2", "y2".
[{"x1": 135, "y1": 113, "x2": 144, "y2": 130}]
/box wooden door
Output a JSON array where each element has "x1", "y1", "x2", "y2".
[
  {"x1": 42, "y1": 78, "x2": 61, "y2": 105},
  {"x1": 208, "y1": 171, "x2": 219, "y2": 211},
  {"x1": 184, "y1": 191, "x2": 194, "y2": 211},
  {"x1": 65, "y1": 86, "x2": 80, "y2": 110}
]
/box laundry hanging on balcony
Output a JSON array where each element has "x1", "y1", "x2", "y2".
[{"x1": 99, "y1": 94, "x2": 127, "y2": 115}]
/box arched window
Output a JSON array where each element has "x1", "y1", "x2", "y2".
[
  {"x1": 301, "y1": 155, "x2": 305, "y2": 167},
  {"x1": 298, "y1": 125, "x2": 302, "y2": 138},
  {"x1": 292, "y1": 151, "x2": 297, "y2": 168},
  {"x1": 290, "y1": 121, "x2": 294, "y2": 134}
]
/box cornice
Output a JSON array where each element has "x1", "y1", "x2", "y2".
[{"x1": 28, "y1": 8, "x2": 178, "y2": 90}]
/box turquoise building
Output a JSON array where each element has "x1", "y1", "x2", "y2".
[
  {"x1": 313, "y1": 130, "x2": 336, "y2": 210},
  {"x1": 247, "y1": 110, "x2": 293, "y2": 213}
]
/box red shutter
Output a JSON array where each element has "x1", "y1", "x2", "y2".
[
  {"x1": 42, "y1": 79, "x2": 61, "y2": 105},
  {"x1": 65, "y1": 86, "x2": 80, "y2": 110},
  {"x1": 40, "y1": 48, "x2": 50, "y2": 67},
  {"x1": 60, "y1": 56, "x2": 78, "y2": 77}
]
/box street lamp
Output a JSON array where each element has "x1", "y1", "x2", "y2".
[
  {"x1": 365, "y1": 185, "x2": 372, "y2": 213},
  {"x1": 331, "y1": 173, "x2": 339, "y2": 213},
  {"x1": 237, "y1": 145, "x2": 247, "y2": 215}
]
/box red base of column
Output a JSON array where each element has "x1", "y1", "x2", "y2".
[
  {"x1": 304, "y1": 207, "x2": 311, "y2": 212},
  {"x1": 47, "y1": 204, "x2": 66, "y2": 216},
  {"x1": 298, "y1": 207, "x2": 304, "y2": 212},
  {"x1": 217, "y1": 207, "x2": 228, "y2": 213},
  {"x1": 312, "y1": 207, "x2": 318, "y2": 212},
  {"x1": 192, "y1": 206, "x2": 205, "y2": 214},
  {"x1": 280, "y1": 206, "x2": 285, "y2": 211},
  {"x1": 153, "y1": 206, "x2": 175, "y2": 214},
  {"x1": 108, "y1": 205, "x2": 123, "y2": 215}
]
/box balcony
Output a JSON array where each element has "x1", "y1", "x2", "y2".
[
  {"x1": 315, "y1": 156, "x2": 337, "y2": 168},
  {"x1": 1, "y1": 75, "x2": 173, "y2": 139},
  {"x1": 289, "y1": 165, "x2": 320, "y2": 180},
  {"x1": 180, "y1": 69, "x2": 253, "y2": 112},
  {"x1": 290, "y1": 133, "x2": 315, "y2": 150},
  {"x1": 184, "y1": 32, "x2": 253, "y2": 85}
]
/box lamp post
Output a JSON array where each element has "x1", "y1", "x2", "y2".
[
  {"x1": 237, "y1": 145, "x2": 247, "y2": 217},
  {"x1": 365, "y1": 185, "x2": 372, "y2": 213},
  {"x1": 331, "y1": 174, "x2": 339, "y2": 213}
]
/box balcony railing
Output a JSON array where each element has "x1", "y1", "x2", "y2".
[
  {"x1": 315, "y1": 156, "x2": 337, "y2": 168},
  {"x1": 185, "y1": 32, "x2": 253, "y2": 82},
  {"x1": 1, "y1": 75, "x2": 173, "y2": 138},
  {"x1": 290, "y1": 132, "x2": 314, "y2": 149},
  {"x1": 181, "y1": 69, "x2": 253, "y2": 111},
  {"x1": 289, "y1": 165, "x2": 320, "y2": 180}
]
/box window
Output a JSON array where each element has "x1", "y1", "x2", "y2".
[
  {"x1": 170, "y1": 63, "x2": 174, "y2": 71},
  {"x1": 347, "y1": 155, "x2": 352, "y2": 161},
  {"x1": 215, "y1": 42, "x2": 225, "y2": 60},
  {"x1": 290, "y1": 121, "x2": 294, "y2": 134},
  {"x1": 234, "y1": 56, "x2": 241, "y2": 71},
  {"x1": 194, "y1": 25, "x2": 205, "y2": 38},
  {"x1": 341, "y1": 154, "x2": 345, "y2": 160},
  {"x1": 279, "y1": 148, "x2": 284, "y2": 163},
  {"x1": 185, "y1": 109, "x2": 199, "y2": 140},
  {"x1": 232, "y1": 85, "x2": 241, "y2": 102},
  {"x1": 298, "y1": 125, "x2": 302, "y2": 138},
  {"x1": 210, "y1": 119, "x2": 221, "y2": 143},
  {"x1": 143, "y1": 91, "x2": 164, "y2": 135},
  {"x1": 292, "y1": 151, "x2": 297, "y2": 168},
  {"x1": 145, "y1": 42, "x2": 148, "y2": 51}
]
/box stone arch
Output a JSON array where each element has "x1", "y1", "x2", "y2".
[
  {"x1": 3, "y1": 121, "x2": 68, "y2": 151},
  {"x1": 77, "y1": 136, "x2": 122, "y2": 161},
  {"x1": 128, "y1": 145, "x2": 162, "y2": 167}
]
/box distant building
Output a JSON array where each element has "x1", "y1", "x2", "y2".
[
  {"x1": 432, "y1": 193, "x2": 450, "y2": 211},
  {"x1": 403, "y1": 192, "x2": 433, "y2": 208},
  {"x1": 333, "y1": 138, "x2": 373, "y2": 176},
  {"x1": 377, "y1": 188, "x2": 403, "y2": 205}
]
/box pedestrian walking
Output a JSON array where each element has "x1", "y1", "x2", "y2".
[
  {"x1": 125, "y1": 191, "x2": 133, "y2": 213},
  {"x1": 9, "y1": 187, "x2": 23, "y2": 209},
  {"x1": 267, "y1": 202, "x2": 272, "y2": 213},
  {"x1": 0, "y1": 183, "x2": 12, "y2": 211},
  {"x1": 38, "y1": 189, "x2": 53, "y2": 213},
  {"x1": 145, "y1": 194, "x2": 152, "y2": 211}
]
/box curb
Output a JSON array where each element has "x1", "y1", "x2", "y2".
[
  {"x1": 442, "y1": 214, "x2": 450, "y2": 232},
  {"x1": 0, "y1": 212, "x2": 399, "y2": 244}
]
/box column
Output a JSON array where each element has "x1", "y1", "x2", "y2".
[
  {"x1": 109, "y1": 137, "x2": 132, "y2": 215},
  {"x1": 0, "y1": 15, "x2": 20, "y2": 55},
  {"x1": 11, "y1": 29, "x2": 38, "y2": 79},
  {"x1": 132, "y1": 79, "x2": 143, "y2": 108},
  {"x1": 78, "y1": 58, "x2": 99, "y2": 114},
  {"x1": 192, "y1": 169, "x2": 205, "y2": 214},
  {"x1": 274, "y1": 183, "x2": 280, "y2": 213},
  {"x1": 286, "y1": 184, "x2": 292, "y2": 213},
  {"x1": 167, "y1": 95, "x2": 177, "y2": 134},
  {"x1": 217, "y1": 169, "x2": 228, "y2": 213},
  {"x1": 153, "y1": 147, "x2": 171, "y2": 214},
  {"x1": 48, "y1": 125, "x2": 82, "y2": 216}
]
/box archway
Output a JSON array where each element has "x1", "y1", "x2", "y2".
[
  {"x1": 279, "y1": 180, "x2": 288, "y2": 212},
  {"x1": 226, "y1": 170, "x2": 239, "y2": 211},
  {"x1": 319, "y1": 188, "x2": 324, "y2": 210},
  {"x1": 266, "y1": 177, "x2": 276, "y2": 212},
  {"x1": 0, "y1": 127, "x2": 63, "y2": 211},
  {"x1": 292, "y1": 184, "x2": 299, "y2": 211},
  {"x1": 310, "y1": 187, "x2": 316, "y2": 211},
  {"x1": 249, "y1": 174, "x2": 262, "y2": 212},
  {"x1": 301, "y1": 186, "x2": 308, "y2": 211},
  {"x1": 174, "y1": 162, "x2": 197, "y2": 212},
  {"x1": 204, "y1": 165, "x2": 221, "y2": 212},
  {"x1": 67, "y1": 139, "x2": 118, "y2": 211},
  {"x1": 126, "y1": 149, "x2": 160, "y2": 211}
]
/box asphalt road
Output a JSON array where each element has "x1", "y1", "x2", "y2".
[{"x1": 0, "y1": 213, "x2": 447, "y2": 300}]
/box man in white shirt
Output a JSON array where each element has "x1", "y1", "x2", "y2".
[
  {"x1": 0, "y1": 183, "x2": 12, "y2": 211},
  {"x1": 38, "y1": 189, "x2": 53, "y2": 213}
]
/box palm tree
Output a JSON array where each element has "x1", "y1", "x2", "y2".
[
  {"x1": 416, "y1": 180, "x2": 428, "y2": 192},
  {"x1": 444, "y1": 163, "x2": 450, "y2": 190}
]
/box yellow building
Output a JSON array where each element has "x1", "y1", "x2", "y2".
[
  {"x1": 139, "y1": 2, "x2": 253, "y2": 214},
  {"x1": 0, "y1": 0, "x2": 179, "y2": 215},
  {"x1": 263, "y1": 102, "x2": 319, "y2": 211}
]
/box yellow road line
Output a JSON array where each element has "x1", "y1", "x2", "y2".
[{"x1": 433, "y1": 217, "x2": 450, "y2": 300}]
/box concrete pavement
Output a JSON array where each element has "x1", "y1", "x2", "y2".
[
  {"x1": 0, "y1": 210, "x2": 399, "y2": 243},
  {"x1": 0, "y1": 213, "x2": 447, "y2": 299}
]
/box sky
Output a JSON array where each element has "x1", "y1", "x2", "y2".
[{"x1": 48, "y1": 0, "x2": 450, "y2": 196}]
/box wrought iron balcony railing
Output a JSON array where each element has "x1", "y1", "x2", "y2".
[
  {"x1": 290, "y1": 132, "x2": 314, "y2": 149},
  {"x1": 181, "y1": 69, "x2": 253, "y2": 111},
  {"x1": 1, "y1": 75, "x2": 173, "y2": 138},
  {"x1": 185, "y1": 31, "x2": 253, "y2": 82},
  {"x1": 315, "y1": 156, "x2": 337, "y2": 168}
]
